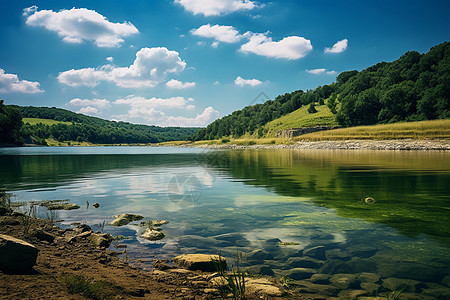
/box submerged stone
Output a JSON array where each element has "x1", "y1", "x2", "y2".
[
  {"x1": 382, "y1": 277, "x2": 424, "y2": 293},
  {"x1": 329, "y1": 273, "x2": 359, "y2": 289},
  {"x1": 283, "y1": 267, "x2": 317, "y2": 280},
  {"x1": 110, "y1": 213, "x2": 143, "y2": 227},
  {"x1": 303, "y1": 246, "x2": 326, "y2": 260},
  {"x1": 141, "y1": 228, "x2": 165, "y2": 241}
]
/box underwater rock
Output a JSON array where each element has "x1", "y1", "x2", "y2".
[
  {"x1": 246, "y1": 249, "x2": 274, "y2": 263},
  {"x1": 337, "y1": 289, "x2": 368, "y2": 299},
  {"x1": 382, "y1": 277, "x2": 423, "y2": 293},
  {"x1": 245, "y1": 264, "x2": 274, "y2": 276},
  {"x1": 245, "y1": 278, "x2": 282, "y2": 297},
  {"x1": 442, "y1": 275, "x2": 450, "y2": 287},
  {"x1": 0, "y1": 234, "x2": 39, "y2": 272},
  {"x1": 358, "y1": 272, "x2": 380, "y2": 283},
  {"x1": 109, "y1": 213, "x2": 143, "y2": 227},
  {"x1": 310, "y1": 273, "x2": 331, "y2": 284},
  {"x1": 360, "y1": 282, "x2": 381, "y2": 294},
  {"x1": 346, "y1": 244, "x2": 378, "y2": 258},
  {"x1": 303, "y1": 246, "x2": 326, "y2": 260},
  {"x1": 325, "y1": 249, "x2": 351, "y2": 261},
  {"x1": 283, "y1": 267, "x2": 317, "y2": 280},
  {"x1": 141, "y1": 228, "x2": 165, "y2": 241},
  {"x1": 172, "y1": 254, "x2": 226, "y2": 272},
  {"x1": 320, "y1": 258, "x2": 377, "y2": 274},
  {"x1": 377, "y1": 261, "x2": 441, "y2": 282},
  {"x1": 287, "y1": 256, "x2": 324, "y2": 269},
  {"x1": 329, "y1": 273, "x2": 359, "y2": 289}
]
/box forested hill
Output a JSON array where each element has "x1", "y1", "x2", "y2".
[
  {"x1": 7, "y1": 105, "x2": 200, "y2": 145},
  {"x1": 191, "y1": 41, "x2": 449, "y2": 141}
]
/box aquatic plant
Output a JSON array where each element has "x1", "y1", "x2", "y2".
[{"x1": 386, "y1": 289, "x2": 404, "y2": 300}]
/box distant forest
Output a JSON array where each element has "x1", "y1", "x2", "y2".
[
  {"x1": 191, "y1": 42, "x2": 449, "y2": 141},
  {"x1": 0, "y1": 104, "x2": 199, "y2": 145}
]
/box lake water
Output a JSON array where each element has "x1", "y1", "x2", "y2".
[{"x1": 1, "y1": 146, "x2": 449, "y2": 298}]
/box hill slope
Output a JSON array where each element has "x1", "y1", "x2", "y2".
[
  {"x1": 191, "y1": 41, "x2": 449, "y2": 141},
  {"x1": 13, "y1": 106, "x2": 200, "y2": 145}
]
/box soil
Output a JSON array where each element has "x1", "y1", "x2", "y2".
[{"x1": 0, "y1": 210, "x2": 308, "y2": 300}]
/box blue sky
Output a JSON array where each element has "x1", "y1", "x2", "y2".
[{"x1": 0, "y1": 0, "x2": 449, "y2": 127}]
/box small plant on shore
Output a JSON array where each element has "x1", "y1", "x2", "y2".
[
  {"x1": 60, "y1": 274, "x2": 120, "y2": 300},
  {"x1": 20, "y1": 203, "x2": 37, "y2": 236},
  {"x1": 0, "y1": 188, "x2": 11, "y2": 209},
  {"x1": 386, "y1": 289, "x2": 404, "y2": 300},
  {"x1": 279, "y1": 275, "x2": 293, "y2": 289},
  {"x1": 212, "y1": 252, "x2": 247, "y2": 300}
]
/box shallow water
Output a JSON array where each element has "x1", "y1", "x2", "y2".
[{"x1": 1, "y1": 147, "x2": 449, "y2": 297}]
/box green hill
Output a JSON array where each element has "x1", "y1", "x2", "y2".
[
  {"x1": 7, "y1": 105, "x2": 200, "y2": 145},
  {"x1": 191, "y1": 41, "x2": 449, "y2": 141}
]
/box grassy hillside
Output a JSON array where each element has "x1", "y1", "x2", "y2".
[
  {"x1": 263, "y1": 104, "x2": 338, "y2": 136},
  {"x1": 23, "y1": 118, "x2": 72, "y2": 126},
  {"x1": 295, "y1": 119, "x2": 450, "y2": 141}
]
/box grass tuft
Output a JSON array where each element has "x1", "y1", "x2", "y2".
[{"x1": 60, "y1": 274, "x2": 120, "y2": 300}]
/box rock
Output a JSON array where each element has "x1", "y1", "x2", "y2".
[
  {"x1": 153, "y1": 259, "x2": 176, "y2": 271},
  {"x1": 422, "y1": 286, "x2": 450, "y2": 299},
  {"x1": 245, "y1": 265, "x2": 274, "y2": 276},
  {"x1": 0, "y1": 234, "x2": 39, "y2": 272},
  {"x1": 329, "y1": 273, "x2": 359, "y2": 289},
  {"x1": 283, "y1": 267, "x2": 317, "y2": 280},
  {"x1": 177, "y1": 235, "x2": 227, "y2": 249},
  {"x1": 172, "y1": 254, "x2": 226, "y2": 272},
  {"x1": 47, "y1": 203, "x2": 80, "y2": 210},
  {"x1": 294, "y1": 280, "x2": 339, "y2": 296},
  {"x1": 209, "y1": 276, "x2": 228, "y2": 287},
  {"x1": 0, "y1": 207, "x2": 11, "y2": 216},
  {"x1": 0, "y1": 216, "x2": 20, "y2": 225},
  {"x1": 360, "y1": 282, "x2": 380, "y2": 294},
  {"x1": 110, "y1": 213, "x2": 143, "y2": 227},
  {"x1": 287, "y1": 256, "x2": 324, "y2": 269},
  {"x1": 141, "y1": 228, "x2": 165, "y2": 241},
  {"x1": 382, "y1": 277, "x2": 423, "y2": 293},
  {"x1": 89, "y1": 233, "x2": 114, "y2": 248},
  {"x1": 377, "y1": 261, "x2": 441, "y2": 282},
  {"x1": 346, "y1": 244, "x2": 377, "y2": 258},
  {"x1": 140, "y1": 220, "x2": 169, "y2": 227},
  {"x1": 320, "y1": 258, "x2": 377, "y2": 274},
  {"x1": 359, "y1": 272, "x2": 380, "y2": 283},
  {"x1": 246, "y1": 249, "x2": 274, "y2": 263},
  {"x1": 75, "y1": 224, "x2": 92, "y2": 233},
  {"x1": 310, "y1": 273, "x2": 331, "y2": 284},
  {"x1": 338, "y1": 289, "x2": 368, "y2": 299},
  {"x1": 303, "y1": 246, "x2": 326, "y2": 260},
  {"x1": 442, "y1": 275, "x2": 450, "y2": 287},
  {"x1": 31, "y1": 230, "x2": 55, "y2": 242},
  {"x1": 246, "y1": 278, "x2": 282, "y2": 297},
  {"x1": 325, "y1": 249, "x2": 351, "y2": 261},
  {"x1": 92, "y1": 203, "x2": 100, "y2": 208}
]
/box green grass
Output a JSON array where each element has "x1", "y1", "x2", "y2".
[
  {"x1": 294, "y1": 119, "x2": 450, "y2": 141},
  {"x1": 23, "y1": 117, "x2": 72, "y2": 126},
  {"x1": 60, "y1": 274, "x2": 121, "y2": 300},
  {"x1": 263, "y1": 104, "x2": 338, "y2": 137}
]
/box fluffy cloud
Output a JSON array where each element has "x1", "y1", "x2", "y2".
[
  {"x1": 166, "y1": 79, "x2": 196, "y2": 89},
  {"x1": 240, "y1": 33, "x2": 312, "y2": 59},
  {"x1": 174, "y1": 0, "x2": 257, "y2": 16},
  {"x1": 68, "y1": 98, "x2": 111, "y2": 108},
  {"x1": 0, "y1": 68, "x2": 43, "y2": 94},
  {"x1": 164, "y1": 107, "x2": 219, "y2": 127},
  {"x1": 306, "y1": 68, "x2": 337, "y2": 75},
  {"x1": 324, "y1": 38, "x2": 348, "y2": 53},
  {"x1": 234, "y1": 76, "x2": 262, "y2": 87},
  {"x1": 78, "y1": 106, "x2": 99, "y2": 115},
  {"x1": 191, "y1": 24, "x2": 242, "y2": 44},
  {"x1": 58, "y1": 47, "x2": 187, "y2": 88},
  {"x1": 25, "y1": 7, "x2": 138, "y2": 47}
]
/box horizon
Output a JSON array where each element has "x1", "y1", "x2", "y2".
[{"x1": 1, "y1": 0, "x2": 449, "y2": 127}]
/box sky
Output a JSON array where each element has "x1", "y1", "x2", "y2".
[{"x1": 0, "y1": 0, "x2": 449, "y2": 127}]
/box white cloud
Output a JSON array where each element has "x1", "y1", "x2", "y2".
[
  {"x1": 240, "y1": 33, "x2": 312, "y2": 59},
  {"x1": 306, "y1": 68, "x2": 337, "y2": 75},
  {"x1": 234, "y1": 76, "x2": 262, "y2": 87},
  {"x1": 174, "y1": 0, "x2": 257, "y2": 16},
  {"x1": 166, "y1": 79, "x2": 196, "y2": 89},
  {"x1": 78, "y1": 106, "x2": 99, "y2": 115},
  {"x1": 0, "y1": 68, "x2": 44, "y2": 94},
  {"x1": 25, "y1": 7, "x2": 138, "y2": 47},
  {"x1": 106, "y1": 56, "x2": 114, "y2": 63},
  {"x1": 58, "y1": 47, "x2": 187, "y2": 88},
  {"x1": 23, "y1": 5, "x2": 38, "y2": 16},
  {"x1": 324, "y1": 38, "x2": 348, "y2": 54},
  {"x1": 214, "y1": 81, "x2": 221, "y2": 85},
  {"x1": 164, "y1": 107, "x2": 219, "y2": 127},
  {"x1": 68, "y1": 98, "x2": 111, "y2": 108},
  {"x1": 191, "y1": 24, "x2": 242, "y2": 44}
]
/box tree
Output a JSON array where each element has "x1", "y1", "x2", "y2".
[
  {"x1": 0, "y1": 100, "x2": 23, "y2": 145},
  {"x1": 307, "y1": 103, "x2": 318, "y2": 113}
]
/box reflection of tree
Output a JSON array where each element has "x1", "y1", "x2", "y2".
[{"x1": 206, "y1": 149, "x2": 450, "y2": 244}]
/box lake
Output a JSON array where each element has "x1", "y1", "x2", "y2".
[{"x1": 1, "y1": 146, "x2": 449, "y2": 298}]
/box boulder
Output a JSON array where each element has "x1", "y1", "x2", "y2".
[
  {"x1": 283, "y1": 267, "x2": 317, "y2": 280},
  {"x1": 246, "y1": 249, "x2": 274, "y2": 263},
  {"x1": 382, "y1": 277, "x2": 423, "y2": 293},
  {"x1": 140, "y1": 228, "x2": 165, "y2": 241},
  {"x1": 110, "y1": 213, "x2": 143, "y2": 227},
  {"x1": 287, "y1": 256, "x2": 324, "y2": 269},
  {"x1": 172, "y1": 254, "x2": 226, "y2": 272},
  {"x1": 310, "y1": 273, "x2": 331, "y2": 284},
  {"x1": 0, "y1": 234, "x2": 39, "y2": 272},
  {"x1": 246, "y1": 278, "x2": 282, "y2": 297},
  {"x1": 359, "y1": 272, "x2": 380, "y2": 283},
  {"x1": 303, "y1": 246, "x2": 326, "y2": 260},
  {"x1": 89, "y1": 233, "x2": 114, "y2": 248},
  {"x1": 31, "y1": 230, "x2": 55, "y2": 242},
  {"x1": 360, "y1": 282, "x2": 381, "y2": 294},
  {"x1": 329, "y1": 273, "x2": 359, "y2": 289}
]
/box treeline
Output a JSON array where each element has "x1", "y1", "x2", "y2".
[
  {"x1": 191, "y1": 42, "x2": 449, "y2": 141},
  {"x1": 1, "y1": 105, "x2": 200, "y2": 145},
  {"x1": 0, "y1": 100, "x2": 22, "y2": 145}
]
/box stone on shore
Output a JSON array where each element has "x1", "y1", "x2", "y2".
[
  {"x1": 140, "y1": 228, "x2": 165, "y2": 241},
  {"x1": 110, "y1": 213, "x2": 143, "y2": 227},
  {"x1": 0, "y1": 234, "x2": 39, "y2": 272},
  {"x1": 172, "y1": 254, "x2": 226, "y2": 272}
]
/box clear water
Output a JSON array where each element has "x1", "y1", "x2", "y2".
[{"x1": 1, "y1": 147, "x2": 449, "y2": 297}]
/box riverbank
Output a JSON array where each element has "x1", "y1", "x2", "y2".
[
  {"x1": 177, "y1": 139, "x2": 450, "y2": 151},
  {"x1": 0, "y1": 208, "x2": 289, "y2": 299}
]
